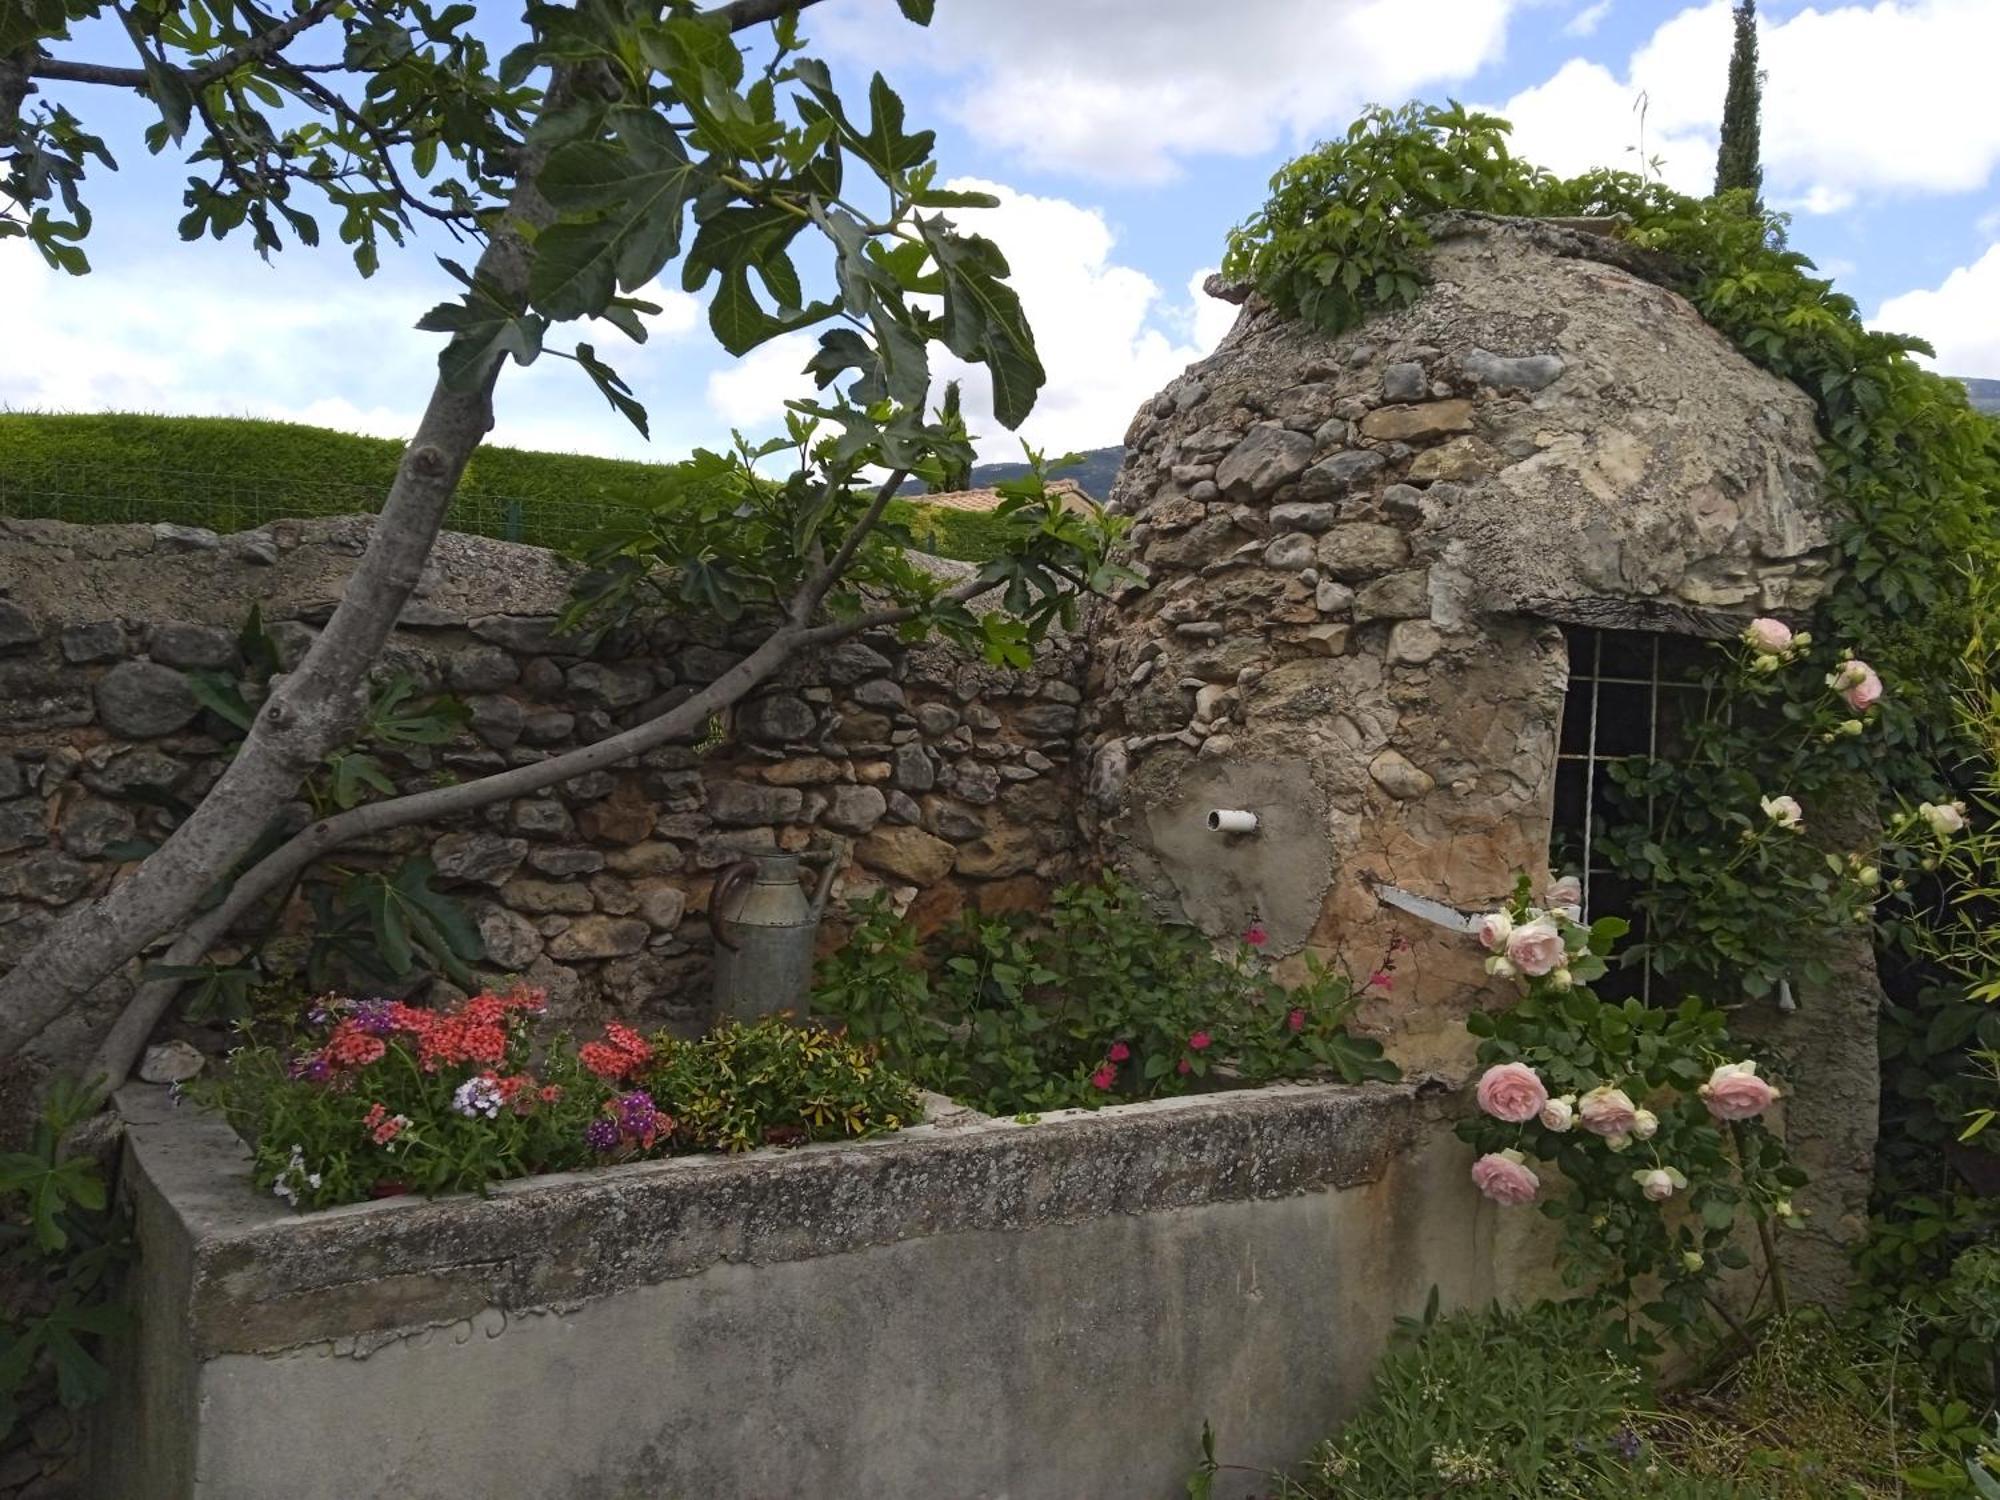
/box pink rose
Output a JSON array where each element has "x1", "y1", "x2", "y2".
[
  {"x1": 1699, "y1": 1061, "x2": 1778, "y2": 1122},
  {"x1": 1188, "y1": 1030, "x2": 1212, "y2": 1052},
  {"x1": 1471, "y1": 1150, "x2": 1539, "y2": 1206},
  {"x1": 1635, "y1": 1165, "x2": 1687, "y2": 1202},
  {"x1": 1475, "y1": 911, "x2": 1513, "y2": 951},
  {"x1": 1578, "y1": 1085, "x2": 1638, "y2": 1138},
  {"x1": 1744, "y1": 617, "x2": 1793, "y2": 653},
  {"x1": 1540, "y1": 1095, "x2": 1576, "y2": 1132},
  {"x1": 1547, "y1": 875, "x2": 1583, "y2": 909},
  {"x1": 1829, "y1": 659, "x2": 1883, "y2": 712},
  {"x1": 1475, "y1": 1061, "x2": 1549, "y2": 1123},
  {"x1": 1090, "y1": 1064, "x2": 1116, "y2": 1091},
  {"x1": 1107, "y1": 1041, "x2": 1131, "y2": 1063},
  {"x1": 1505, "y1": 919, "x2": 1565, "y2": 977}
]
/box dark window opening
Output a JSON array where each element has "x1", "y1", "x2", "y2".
[{"x1": 1551, "y1": 626, "x2": 1706, "y2": 1003}]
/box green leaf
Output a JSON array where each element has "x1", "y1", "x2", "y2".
[{"x1": 895, "y1": 0, "x2": 936, "y2": 21}]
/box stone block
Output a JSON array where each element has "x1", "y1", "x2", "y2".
[
  {"x1": 95, "y1": 661, "x2": 198, "y2": 738},
  {"x1": 1357, "y1": 399, "x2": 1475, "y2": 443},
  {"x1": 1215, "y1": 422, "x2": 1314, "y2": 500}
]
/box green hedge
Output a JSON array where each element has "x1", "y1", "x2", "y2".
[
  {"x1": 0, "y1": 412, "x2": 1008, "y2": 561},
  {"x1": 0, "y1": 412, "x2": 701, "y2": 551}
]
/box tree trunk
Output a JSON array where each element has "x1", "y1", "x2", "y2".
[{"x1": 0, "y1": 159, "x2": 551, "y2": 1061}]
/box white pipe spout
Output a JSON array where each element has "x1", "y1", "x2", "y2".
[{"x1": 1207, "y1": 809, "x2": 1258, "y2": 834}]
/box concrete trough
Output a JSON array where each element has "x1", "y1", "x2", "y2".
[{"x1": 91, "y1": 1080, "x2": 1531, "y2": 1500}]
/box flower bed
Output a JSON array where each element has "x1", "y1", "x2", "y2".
[{"x1": 191, "y1": 987, "x2": 918, "y2": 1210}]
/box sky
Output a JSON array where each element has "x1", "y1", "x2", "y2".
[{"x1": 7, "y1": 0, "x2": 2000, "y2": 470}]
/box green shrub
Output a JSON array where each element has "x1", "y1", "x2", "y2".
[
  {"x1": 1191, "y1": 1300, "x2": 1737, "y2": 1499},
  {"x1": 189, "y1": 988, "x2": 921, "y2": 1210},
  {"x1": 0, "y1": 411, "x2": 718, "y2": 551},
  {"x1": 813, "y1": 873, "x2": 1397, "y2": 1116}
]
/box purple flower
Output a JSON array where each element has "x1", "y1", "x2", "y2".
[
  {"x1": 1612, "y1": 1426, "x2": 1642, "y2": 1462},
  {"x1": 351, "y1": 1000, "x2": 397, "y2": 1036},
  {"x1": 584, "y1": 1119, "x2": 620, "y2": 1153},
  {"x1": 287, "y1": 1053, "x2": 331, "y2": 1083},
  {"x1": 615, "y1": 1089, "x2": 658, "y2": 1138}
]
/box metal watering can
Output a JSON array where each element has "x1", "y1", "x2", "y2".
[{"x1": 709, "y1": 850, "x2": 836, "y2": 1022}]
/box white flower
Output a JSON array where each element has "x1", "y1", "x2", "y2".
[
  {"x1": 1681, "y1": 1250, "x2": 1705, "y2": 1273},
  {"x1": 1540, "y1": 1095, "x2": 1576, "y2": 1133},
  {"x1": 1630, "y1": 1108, "x2": 1659, "y2": 1141},
  {"x1": 1546, "y1": 875, "x2": 1583, "y2": 909},
  {"x1": 1760, "y1": 794, "x2": 1804, "y2": 831},
  {"x1": 452, "y1": 1076, "x2": 504, "y2": 1119},
  {"x1": 1474, "y1": 911, "x2": 1514, "y2": 951},
  {"x1": 1483, "y1": 954, "x2": 1517, "y2": 979},
  {"x1": 1743, "y1": 618, "x2": 1793, "y2": 654},
  {"x1": 1920, "y1": 801, "x2": 1968, "y2": 837}
]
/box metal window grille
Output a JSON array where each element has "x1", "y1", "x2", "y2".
[{"x1": 1551, "y1": 626, "x2": 1704, "y2": 1004}]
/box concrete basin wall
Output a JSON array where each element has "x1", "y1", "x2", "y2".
[{"x1": 91, "y1": 1082, "x2": 1533, "y2": 1500}]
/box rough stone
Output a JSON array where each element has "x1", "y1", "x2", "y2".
[
  {"x1": 147, "y1": 623, "x2": 238, "y2": 670},
  {"x1": 705, "y1": 780, "x2": 803, "y2": 827},
  {"x1": 914, "y1": 703, "x2": 960, "y2": 736},
  {"x1": 60, "y1": 798, "x2": 137, "y2": 859},
  {"x1": 138, "y1": 1041, "x2": 206, "y2": 1084},
  {"x1": 510, "y1": 798, "x2": 574, "y2": 837},
  {"x1": 60, "y1": 621, "x2": 126, "y2": 664},
  {"x1": 1357, "y1": 399, "x2": 1475, "y2": 443},
  {"x1": 739, "y1": 694, "x2": 818, "y2": 744},
  {"x1": 1315, "y1": 580, "x2": 1355, "y2": 615},
  {"x1": 527, "y1": 847, "x2": 605, "y2": 879},
  {"x1": 1387, "y1": 621, "x2": 1444, "y2": 665},
  {"x1": 763, "y1": 757, "x2": 845, "y2": 786},
  {"x1": 0, "y1": 755, "x2": 20, "y2": 800},
  {"x1": 603, "y1": 841, "x2": 685, "y2": 877},
  {"x1": 1315, "y1": 524, "x2": 1411, "y2": 582},
  {"x1": 477, "y1": 906, "x2": 545, "y2": 970},
  {"x1": 824, "y1": 785, "x2": 888, "y2": 834},
  {"x1": 1381, "y1": 362, "x2": 1428, "y2": 402},
  {"x1": 0, "y1": 802, "x2": 48, "y2": 854},
  {"x1": 1352, "y1": 569, "x2": 1432, "y2": 621},
  {"x1": 1368, "y1": 749, "x2": 1435, "y2": 800},
  {"x1": 0, "y1": 851, "x2": 93, "y2": 904},
  {"x1": 0, "y1": 602, "x2": 40, "y2": 653},
  {"x1": 855, "y1": 826, "x2": 956, "y2": 886},
  {"x1": 546, "y1": 915, "x2": 650, "y2": 961},
  {"x1": 891, "y1": 743, "x2": 936, "y2": 793},
  {"x1": 566, "y1": 662, "x2": 655, "y2": 710},
  {"x1": 635, "y1": 882, "x2": 688, "y2": 932},
  {"x1": 95, "y1": 661, "x2": 198, "y2": 738},
  {"x1": 432, "y1": 832, "x2": 529, "y2": 886},
  {"x1": 1296, "y1": 449, "x2": 1386, "y2": 500},
  {"x1": 1014, "y1": 703, "x2": 1078, "y2": 739},
  {"x1": 851, "y1": 679, "x2": 907, "y2": 712},
  {"x1": 577, "y1": 786, "x2": 658, "y2": 845},
  {"x1": 500, "y1": 878, "x2": 597, "y2": 916},
  {"x1": 1263, "y1": 533, "x2": 1316, "y2": 570},
  {"x1": 1461, "y1": 347, "x2": 1565, "y2": 392},
  {"x1": 1268, "y1": 502, "x2": 1341, "y2": 535},
  {"x1": 818, "y1": 640, "x2": 894, "y2": 686},
  {"x1": 954, "y1": 827, "x2": 1042, "y2": 880},
  {"x1": 445, "y1": 647, "x2": 521, "y2": 693},
  {"x1": 1214, "y1": 422, "x2": 1313, "y2": 499}
]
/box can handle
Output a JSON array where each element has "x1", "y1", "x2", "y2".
[{"x1": 709, "y1": 859, "x2": 758, "y2": 952}]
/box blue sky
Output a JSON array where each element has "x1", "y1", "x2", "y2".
[{"x1": 8, "y1": 0, "x2": 2000, "y2": 469}]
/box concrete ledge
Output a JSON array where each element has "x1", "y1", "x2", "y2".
[{"x1": 93, "y1": 1081, "x2": 1528, "y2": 1500}]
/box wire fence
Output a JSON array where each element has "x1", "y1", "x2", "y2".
[{"x1": 0, "y1": 461, "x2": 655, "y2": 553}]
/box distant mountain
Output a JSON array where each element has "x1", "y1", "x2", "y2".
[
  {"x1": 1957, "y1": 377, "x2": 2000, "y2": 414},
  {"x1": 902, "y1": 445, "x2": 1126, "y2": 503}
]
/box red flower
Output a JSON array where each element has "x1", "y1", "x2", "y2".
[
  {"x1": 538, "y1": 1084, "x2": 564, "y2": 1104},
  {"x1": 1244, "y1": 923, "x2": 1269, "y2": 947},
  {"x1": 1107, "y1": 1041, "x2": 1131, "y2": 1063},
  {"x1": 1090, "y1": 1064, "x2": 1117, "y2": 1091},
  {"x1": 1368, "y1": 971, "x2": 1394, "y2": 992},
  {"x1": 579, "y1": 1041, "x2": 636, "y2": 1081},
  {"x1": 1188, "y1": 1030, "x2": 1213, "y2": 1052},
  {"x1": 324, "y1": 1023, "x2": 386, "y2": 1069},
  {"x1": 1286, "y1": 1008, "x2": 1306, "y2": 1033},
  {"x1": 1176, "y1": 1059, "x2": 1193, "y2": 1075},
  {"x1": 604, "y1": 1022, "x2": 653, "y2": 1066}
]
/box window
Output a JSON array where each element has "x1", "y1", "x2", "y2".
[{"x1": 1551, "y1": 626, "x2": 1705, "y2": 1003}]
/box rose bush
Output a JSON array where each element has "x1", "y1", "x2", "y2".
[{"x1": 1458, "y1": 876, "x2": 1806, "y2": 1357}]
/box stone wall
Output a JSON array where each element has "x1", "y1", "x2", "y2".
[
  {"x1": 1082, "y1": 214, "x2": 1840, "y2": 1081},
  {"x1": 91, "y1": 1079, "x2": 1551, "y2": 1500},
  {"x1": 0, "y1": 516, "x2": 1084, "y2": 1101}
]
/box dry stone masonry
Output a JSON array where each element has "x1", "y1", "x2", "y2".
[
  {"x1": 1082, "y1": 215, "x2": 1838, "y2": 1076},
  {"x1": 0, "y1": 517, "x2": 1083, "y2": 1101}
]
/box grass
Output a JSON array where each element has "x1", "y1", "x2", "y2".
[{"x1": 0, "y1": 411, "x2": 1007, "y2": 562}]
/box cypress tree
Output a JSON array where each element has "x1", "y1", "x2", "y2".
[{"x1": 1714, "y1": 0, "x2": 1764, "y2": 203}]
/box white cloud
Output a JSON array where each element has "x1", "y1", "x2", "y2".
[
  {"x1": 1565, "y1": 1, "x2": 1612, "y2": 37},
  {"x1": 704, "y1": 332, "x2": 821, "y2": 431},
  {"x1": 700, "y1": 183, "x2": 1233, "y2": 457},
  {"x1": 1495, "y1": 1, "x2": 2000, "y2": 212},
  {"x1": 0, "y1": 236, "x2": 715, "y2": 463},
  {"x1": 816, "y1": 0, "x2": 1527, "y2": 182},
  {"x1": 1875, "y1": 246, "x2": 2000, "y2": 378}
]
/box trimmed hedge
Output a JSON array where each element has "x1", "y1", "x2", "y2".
[{"x1": 0, "y1": 412, "x2": 1005, "y2": 560}]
